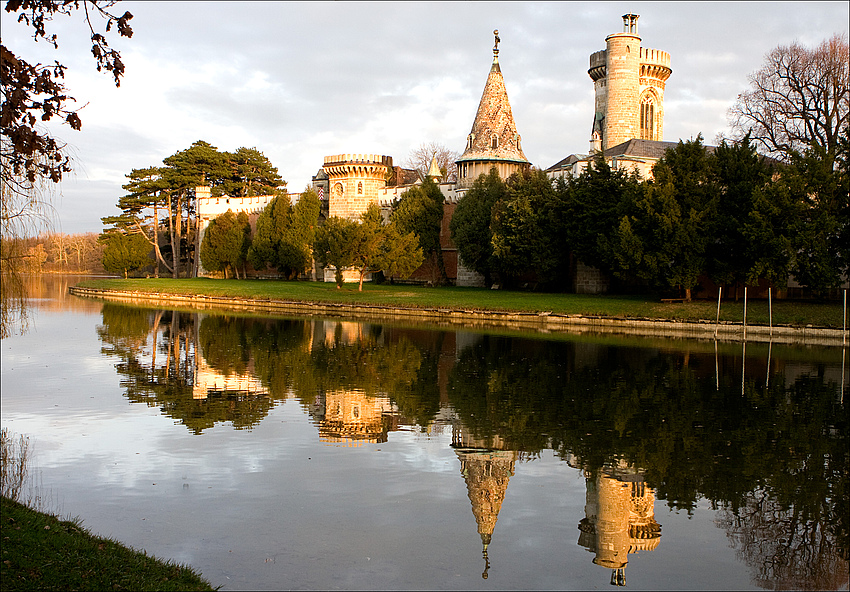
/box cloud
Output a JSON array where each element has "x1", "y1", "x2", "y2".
[{"x1": 3, "y1": 1, "x2": 847, "y2": 234}]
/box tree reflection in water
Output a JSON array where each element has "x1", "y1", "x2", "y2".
[{"x1": 96, "y1": 305, "x2": 848, "y2": 588}]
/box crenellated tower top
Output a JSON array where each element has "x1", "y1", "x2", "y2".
[{"x1": 587, "y1": 14, "x2": 672, "y2": 151}]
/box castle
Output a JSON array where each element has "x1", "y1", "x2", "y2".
[{"x1": 199, "y1": 14, "x2": 675, "y2": 289}]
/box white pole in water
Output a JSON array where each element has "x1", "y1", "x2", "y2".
[
  {"x1": 768, "y1": 287, "x2": 773, "y2": 337},
  {"x1": 743, "y1": 286, "x2": 748, "y2": 340},
  {"x1": 715, "y1": 338, "x2": 720, "y2": 391},
  {"x1": 843, "y1": 289, "x2": 847, "y2": 346},
  {"x1": 715, "y1": 287, "x2": 722, "y2": 338}
]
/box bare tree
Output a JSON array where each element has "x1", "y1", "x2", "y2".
[
  {"x1": 403, "y1": 141, "x2": 460, "y2": 183},
  {"x1": 727, "y1": 34, "x2": 849, "y2": 162}
]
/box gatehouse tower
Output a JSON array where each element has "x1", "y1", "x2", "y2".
[{"x1": 588, "y1": 14, "x2": 672, "y2": 151}]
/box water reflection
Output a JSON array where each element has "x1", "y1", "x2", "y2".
[
  {"x1": 93, "y1": 303, "x2": 849, "y2": 589},
  {"x1": 570, "y1": 458, "x2": 661, "y2": 586}
]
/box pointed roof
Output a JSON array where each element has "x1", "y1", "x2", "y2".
[
  {"x1": 457, "y1": 31, "x2": 529, "y2": 165},
  {"x1": 427, "y1": 156, "x2": 442, "y2": 179}
]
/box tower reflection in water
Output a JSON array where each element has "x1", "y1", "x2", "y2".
[
  {"x1": 572, "y1": 456, "x2": 662, "y2": 586},
  {"x1": 452, "y1": 423, "x2": 517, "y2": 579}
]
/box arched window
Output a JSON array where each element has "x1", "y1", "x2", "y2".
[
  {"x1": 640, "y1": 96, "x2": 656, "y2": 140},
  {"x1": 491, "y1": 135, "x2": 498, "y2": 149}
]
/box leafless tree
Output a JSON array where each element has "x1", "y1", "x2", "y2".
[
  {"x1": 403, "y1": 141, "x2": 460, "y2": 183},
  {"x1": 718, "y1": 489, "x2": 849, "y2": 590},
  {"x1": 727, "y1": 34, "x2": 849, "y2": 163}
]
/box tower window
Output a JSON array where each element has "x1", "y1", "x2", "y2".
[
  {"x1": 357, "y1": 181, "x2": 363, "y2": 195},
  {"x1": 640, "y1": 97, "x2": 655, "y2": 140},
  {"x1": 491, "y1": 135, "x2": 498, "y2": 149}
]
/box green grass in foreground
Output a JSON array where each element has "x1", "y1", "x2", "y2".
[
  {"x1": 0, "y1": 496, "x2": 216, "y2": 592},
  {"x1": 76, "y1": 278, "x2": 848, "y2": 329}
]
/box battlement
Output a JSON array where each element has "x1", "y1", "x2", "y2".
[
  {"x1": 323, "y1": 154, "x2": 392, "y2": 167},
  {"x1": 588, "y1": 49, "x2": 607, "y2": 80},
  {"x1": 640, "y1": 47, "x2": 672, "y2": 82},
  {"x1": 640, "y1": 47, "x2": 671, "y2": 69}
]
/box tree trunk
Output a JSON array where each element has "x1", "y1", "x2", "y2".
[
  {"x1": 685, "y1": 287, "x2": 692, "y2": 302},
  {"x1": 168, "y1": 192, "x2": 179, "y2": 279},
  {"x1": 153, "y1": 202, "x2": 160, "y2": 278}
]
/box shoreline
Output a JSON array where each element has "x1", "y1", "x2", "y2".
[{"x1": 69, "y1": 285, "x2": 849, "y2": 346}]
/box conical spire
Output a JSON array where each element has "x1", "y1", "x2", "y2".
[
  {"x1": 426, "y1": 155, "x2": 442, "y2": 179},
  {"x1": 457, "y1": 30, "x2": 529, "y2": 166}
]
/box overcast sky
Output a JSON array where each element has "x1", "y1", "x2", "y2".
[{"x1": 3, "y1": 1, "x2": 848, "y2": 235}]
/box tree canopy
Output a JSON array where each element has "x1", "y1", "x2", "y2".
[
  {"x1": 728, "y1": 34, "x2": 849, "y2": 165},
  {"x1": 391, "y1": 176, "x2": 446, "y2": 284},
  {"x1": 99, "y1": 230, "x2": 150, "y2": 278},
  {"x1": 200, "y1": 209, "x2": 251, "y2": 279},
  {"x1": 449, "y1": 168, "x2": 507, "y2": 287},
  {"x1": 247, "y1": 188, "x2": 320, "y2": 279}
]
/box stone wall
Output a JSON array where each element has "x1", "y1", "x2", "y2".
[{"x1": 574, "y1": 260, "x2": 610, "y2": 294}]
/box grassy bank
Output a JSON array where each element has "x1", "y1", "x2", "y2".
[
  {"x1": 1, "y1": 429, "x2": 216, "y2": 591},
  {"x1": 76, "y1": 277, "x2": 848, "y2": 329},
  {"x1": 0, "y1": 497, "x2": 216, "y2": 591}
]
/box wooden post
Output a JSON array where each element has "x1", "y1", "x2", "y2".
[
  {"x1": 743, "y1": 286, "x2": 748, "y2": 340},
  {"x1": 768, "y1": 287, "x2": 773, "y2": 337},
  {"x1": 715, "y1": 286, "x2": 722, "y2": 338}
]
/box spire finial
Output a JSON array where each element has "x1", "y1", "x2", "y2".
[{"x1": 493, "y1": 29, "x2": 500, "y2": 55}]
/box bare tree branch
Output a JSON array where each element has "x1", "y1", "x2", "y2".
[{"x1": 728, "y1": 34, "x2": 849, "y2": 163}]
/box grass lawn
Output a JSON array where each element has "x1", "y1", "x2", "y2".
[
  {"x1": 0, "y1": 496, "x2": 216, "y2": 591},
  {"x1": 76, "y1": 278, "x2": 848, "y2": 329}
]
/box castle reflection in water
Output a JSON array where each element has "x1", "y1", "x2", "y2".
[{"x1": 97, "y1": 305, "x2": 847, "y2": 589}]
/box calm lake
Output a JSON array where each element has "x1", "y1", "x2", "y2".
[{"x1": 1, "y1": 275, "x2": 847, "y2": 591}]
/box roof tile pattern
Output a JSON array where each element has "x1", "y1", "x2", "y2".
[{"x1": 458, "y1": 59, "x2": 529, "y2": 164}]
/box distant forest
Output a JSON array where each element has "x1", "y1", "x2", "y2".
[{"x1": 5, "y1": 233, "x2": 108, "y2": 275}]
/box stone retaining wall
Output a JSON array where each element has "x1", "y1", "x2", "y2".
[{"x1": 68, "y1": 286, "x2": 848, "y2": 347}]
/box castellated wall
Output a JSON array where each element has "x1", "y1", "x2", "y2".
[{"x1": 323, "y1": 154, "x2": 391, "y2": 220}]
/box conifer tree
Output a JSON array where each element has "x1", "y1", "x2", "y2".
[{"x1": 391, "y1": 177, "x2": 446, "y2": 284}]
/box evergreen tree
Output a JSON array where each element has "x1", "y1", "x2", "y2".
[
  {"x1": 708, "y1": 135, "x2": 792, "y2": 293},
  {"x1": 222, "y1": 147, "x2": 285, "y2": 197},
  {"x1": 100, "y1": 232, "x2": 151, "y2": 279},
  {"x1": 314, "y1": 216, "x2": 358, "y2": 289},
  {"x1": 200, "y1": 209, "x2": 251, "y2": 278},
  {"x1": 614, "y1": 136, "x2": 715, "y2": 300},
  {"x1": 391, "y1": 177, "x2": 446, "y2": 284},
  {"x1": 490, "y1": 168, "x2": 560, "y2": 288},
  {"x1": 449, "y1": 168, "x2": 507, "y2": 287},
  {"x1": 375, "y1": 222, "x2": 424, "y2": 282},
  {"x1": 785, "y1": 141, "x2": 850, "y2": 293},
  {"x1": 560, "y1": 154, "x2": 642, "y2": 279},
  {"x1": 247, "y1": 188, "x2": 321, "y2": 279}
]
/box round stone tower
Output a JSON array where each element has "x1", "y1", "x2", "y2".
[
  {"x1": 322, "y1": 153, "x2": 392, "y2": 220},
  {"x1": 589, "y1": 14, "x2": 672, "y2": 152}
]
